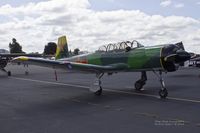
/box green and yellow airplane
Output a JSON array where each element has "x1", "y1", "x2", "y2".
[{"x1": 13, "y1": 36, "x2": 191, "y2": 98}]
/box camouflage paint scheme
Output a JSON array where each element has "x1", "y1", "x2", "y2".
[{"x1": 64, "y1": 46, "x2": 163, "y2": 72}]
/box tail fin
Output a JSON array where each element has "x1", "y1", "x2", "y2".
[{"x1": 55, "y1": 36, "x2": 69, "y2": 60}]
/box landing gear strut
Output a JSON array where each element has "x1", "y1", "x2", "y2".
[
  {"x1": 24, "y1": 64, "x2": 29, "y2": 75},
  {"x1": 1, "y1": 68, "x2": 11, "y2": 76},
  {"x1": 135, "y1": 71, "x2": 147, "y2": 91},
  {"x1": 90, "y1": 73, "x2": 104, "y2": 96},
  {"x1": 7, "y1": 71, "x2": 11, "y2": 76},
  {"x1": 153, "y1": 71, "x2": 168, "y2": 99}
]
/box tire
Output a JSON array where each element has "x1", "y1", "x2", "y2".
[
  {"x1": 94, "y1": 87, "x2": 102, "y2": 96},
  {"x1": 159, "y1": 88, "x2": 168, "y2": 99},
  {"x1": 135, "y1": 80, "x2": 145, "y2": 91}
]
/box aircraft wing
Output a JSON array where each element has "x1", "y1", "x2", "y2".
[
  {"x1": 0, "y1": 53, "x2": 44, "y2": 58},
  {"x1": 12, "y1": 56, "x2": 129, "y2": 73}
]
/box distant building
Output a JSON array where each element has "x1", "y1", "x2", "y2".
[
  {"x1": 0, "y1": 49, "x2": 9, "y2": 54},
  {"x1": 79, "y1": 51, "x2": 89, "y2": 55},
  {"x1": 189, "y1": 57, "x2": 200, "y2": 67},
  {"x1": 186, "y1": 53, "x2": 200, "y2": 68}
]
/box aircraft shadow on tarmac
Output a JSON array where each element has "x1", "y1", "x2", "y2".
[{"x1": 14, "y1": 86, "x2": 198, "y2": 117}]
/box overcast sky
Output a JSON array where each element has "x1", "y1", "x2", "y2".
[{"x1": 0, "y1": 0, "x2": 200, "y2": 53}]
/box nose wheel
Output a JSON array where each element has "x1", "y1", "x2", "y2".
[
  {"x1": 153, "y1": 70, "x2": 168, "y2": 99},
  {"x1": 94, "y1": 86, "x2": 102, "y2": 96},
  {"x1": 159, "y1": 88, "x2": 168, "y2": 98}
]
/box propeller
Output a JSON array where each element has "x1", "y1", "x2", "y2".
[
  {"x1": 161, "y1": 43, "x2": 191, "y2": 72},
  {"x1": 164, "y1": 49, "x2": 191, "y2": 63}
]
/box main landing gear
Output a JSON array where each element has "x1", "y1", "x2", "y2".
[
  {"x1": 134, "y1": 71, "x2": 168, "y2": 99},
  {"x1": 90, "y1": 73, "x2": 104, "y2": 96},
  {"x1": 89, "y1": 71, "x2": 168, "y2": 98},
  {"x1": 153, "y1": 71, "x2": 168, "y2": 99},
  {"x1": 135, "y1": 71, "x2": 147, "y2": 91}
]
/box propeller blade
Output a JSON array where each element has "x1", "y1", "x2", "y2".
[
  {"x1": 164, "y1": 54, "x2": 177, "y2": 62},
  {"x1": 164, "y1": 50, "x2": 190, "y2": 63},
  {"x1": 175, "y1": 50, "x2": 191, "y2": 63}
]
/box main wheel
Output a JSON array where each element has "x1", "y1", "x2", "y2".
[
  {"x1": 135, "y1": 80, "x2": 145, "y2": 91},
  {"x1": 159, "y1": 88, "x2": 168, "y2": 99},
  {"x1": 94, "y1": 87, "x2": 102, "y2": 96}
]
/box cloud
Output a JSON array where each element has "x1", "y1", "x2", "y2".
[
  {"x1": 160, "y1": 0, "x2": 172, "y2": 7},
  {"x1": 160, "y1": 1, "x2": 185, "y2": 9},
  {"x1": 0, "y1": 0, "x2": 200, "y2": 53},
  {"x1": 174, "y1": 3, "x2": 184, "y2": 8},
  {"x1": 105, "y1": 0, "x2": 116, "y2": 2},
  {"x1": 197, "y1": 1, "x2": 200, "y2": 5},
  {"x1": 0, "y1": 0, "x2": 90, "y2": 16}
]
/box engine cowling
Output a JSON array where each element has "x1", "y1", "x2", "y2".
[{"x1": 161, "y1": 44, "x2": 191, "y2": 72}]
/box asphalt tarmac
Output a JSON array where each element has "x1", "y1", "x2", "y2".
[{"x1": 0, "y1": 64, "x2": 200, "y2": 133}]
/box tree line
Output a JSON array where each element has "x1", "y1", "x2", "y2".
[{"x1": 9, "y1": 38, "x2": 80, "y2": 55}]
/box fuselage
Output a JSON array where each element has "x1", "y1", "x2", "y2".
[{"x1": 60, "y1": 45, "x2": 164, "y2": 71}]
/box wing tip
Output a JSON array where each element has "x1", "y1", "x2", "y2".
[{"x1": 13, "y1": 56, "x2": 29, "y2": 61}]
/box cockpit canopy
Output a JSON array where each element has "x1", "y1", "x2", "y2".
[{"x1": 97, "y1": 40, "x2": 144, "y2": 52}]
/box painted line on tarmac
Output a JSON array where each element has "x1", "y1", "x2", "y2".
[
  {"x1": 11, "y1": 77, "x2": 90, "y2": 89},
  {"x1": 11, "y1": 77, "x2": 200, "y2": 104}
]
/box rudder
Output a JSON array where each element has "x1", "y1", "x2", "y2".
[{"x1": 55, "y1": 36, "x2": 69, "y2": 60}]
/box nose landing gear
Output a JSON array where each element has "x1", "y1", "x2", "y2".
[{"x1": 153, "y1": 71, "x2": 168, "y2": 99}]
